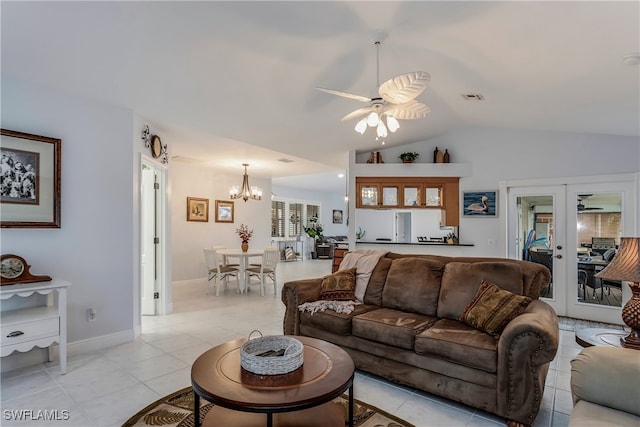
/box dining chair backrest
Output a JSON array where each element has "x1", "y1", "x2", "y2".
[
  {"x1": 262, "y1": 247, "x2": 280, "y2": 271},
  {"x1": 203, "y1": 248, "x2": 222, "y2": 272}
]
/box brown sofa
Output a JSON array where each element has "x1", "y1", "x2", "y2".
[{"x1": 282, "y1": 253, "x2": 559, "y2": 426}]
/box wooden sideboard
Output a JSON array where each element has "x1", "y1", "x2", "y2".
[{"x1": 332, "y1": 248, "x2": 348, "y2": 273}]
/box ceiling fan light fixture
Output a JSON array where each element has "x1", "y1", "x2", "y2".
[
  {"x1": 377, "y1": 121, "x2": 388, "y2": 138},
  {"x1": 386, "y1": 115, "x2": 400, "y2": 132},
  {"x1": 355, "y1": 118, "x2": 368, "y2": 134},
  {"x1": 367, "y1": 111, "x2": 379, "y2": 127}
]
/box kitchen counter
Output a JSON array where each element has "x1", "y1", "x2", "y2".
[{"x1": 358, "y1": 241, "x2": 474, "y2": 247}]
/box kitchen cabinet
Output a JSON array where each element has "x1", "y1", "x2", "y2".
[{"x1": 356, "y1": 177, "x2": 459, "y2": 226}]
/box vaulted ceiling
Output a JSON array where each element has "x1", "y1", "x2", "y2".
[{"x1": 2, "y1": 1, "x2": 638, "y2": 190}]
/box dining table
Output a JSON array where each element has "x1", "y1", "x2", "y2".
[{"x1": 218, "y1": 248, "x2": 264, "y2": 293}]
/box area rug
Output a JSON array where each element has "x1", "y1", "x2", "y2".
[
  {"x1": 558, "y1": 316, "x2": 625, "y2": 332},
  {"x1": 122, "y1": 386, "x2": 414, "y2": 427}
]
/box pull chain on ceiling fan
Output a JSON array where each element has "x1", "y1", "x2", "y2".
[{"x1": 317, "y1": 36, "x2": 431, "y2": 139}]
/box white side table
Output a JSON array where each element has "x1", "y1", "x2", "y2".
[{"x1": 1, "y1": 280, "x2": 70, "y2": 374}]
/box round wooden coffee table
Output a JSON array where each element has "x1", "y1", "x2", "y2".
[
  {"x1": 191, "y1": 336, "x2": 354, "y2": 427},
  {"x1": 575, "y1": 327, "x2": 626, "y2": 348}
]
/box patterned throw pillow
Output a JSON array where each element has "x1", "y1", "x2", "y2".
[
  {"x1": 320, "y1": 268, "x2": 356, "y2": 301},
  {"x1": 460, "y1": 280, "x2": 532, "y2": 335}
]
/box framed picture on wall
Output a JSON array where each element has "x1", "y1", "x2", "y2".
[
  {"x1": 462, "y1": 190, "x2": 498, "y2": 217},
  {"x1": 215, "y1": 200, "x2": 234, "y2": 223},
  {"x1": 187, "y1": 197, "x2": 209, "y2": 222},
  {"x1": 1, "y1": 129, "x2": 61, "y2": 228},
  {"x1": 332, "y1": 209, "x2": 343, "y2": 224}
]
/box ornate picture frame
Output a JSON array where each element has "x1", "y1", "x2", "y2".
[
  {"x1": 462, "y1": 190, "x2": 498, "y2": 217},
  {"x1": 1, "y1": 129, "x2": 61, "y2": 228},
  {"x1": 215, "y1": 200, "x2": 234, "y2": 223},
  {"x1": 187, "y1": 197, "x2": 209, "y2": 222}
]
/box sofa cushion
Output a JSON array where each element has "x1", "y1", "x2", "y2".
[
  {"x1": 414, "y1": 318, "x2": 498, "y2": 373},
  {"x1": 437, "y1": 262, "x2": 524, "y2": 320},
  {"x1": 460, "y1": 280, "x2": 532, "y2": 335},
  {"x1": 382, "y1": 257, "x2": 444, "y2": 316},
  {"x1": 300, "y1": 303, "x2": 379, "y2": 335},
  {"x1": 363, "y1": 257, "x2": 392, "y2": 306},
  {"x1": 352, "y1": 308, "x2": 437, "y2": 350},
  {"x1": 320, "y1": 268, "x2": 356, "y2": 300}
]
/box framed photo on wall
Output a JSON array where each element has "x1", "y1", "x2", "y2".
[
  {"x1": 187, "y1": 197, "x2": 209, "y2": 222},
  {"x1": 215, "y1": 200, "x2": 234, "y2": 223},
  {"x1": 1, "y1": 129, "x2": 61, "y2": 228},
  {"x1": 462, "y1": 190, "x2": 498, "y2": 217},
  {"x1": 332, "y1": 209, "x2": 343, "y2": 224}
]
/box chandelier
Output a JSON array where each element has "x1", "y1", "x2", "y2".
[{"x1": 229, "y1": 163, "x2": 262, "y2": 202}]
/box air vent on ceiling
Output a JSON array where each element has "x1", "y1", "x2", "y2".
[
  {"x1": 277, "y1": 158, "x2": 294, "y2": 163},
  {"x1": 461, "y1": 93, "x2": 485, "y2": 101}
]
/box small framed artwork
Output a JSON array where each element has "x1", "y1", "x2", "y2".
[
  {"x1": 462, "y1": 191, "x2": 498, "y2": 217},
  {"x1": 1, "y1": 129, "x2": 61, "y2": 228},
  {"x1": 187, "y1": 197, "x2": 209, "y2": 222},
  {"x1": 332, "y1": 209, "x2": 343, "y2": 224},
  {"x1": 215, "y1": 200, "x2": 234, "y2": 223}
]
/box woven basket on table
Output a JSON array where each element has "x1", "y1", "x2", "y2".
[{"x1": 240, "y1": 330, "x2": 304, "y2": 375}]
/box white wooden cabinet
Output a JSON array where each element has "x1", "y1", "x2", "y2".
[{"x1": 1, "y1": 280, "x2": 70, "y2": 374}]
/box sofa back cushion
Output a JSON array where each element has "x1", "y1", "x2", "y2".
[
  {"x1": 437, "y1": 262, "x2": 524, "y2": 320},
  {"x1": 363, "y1": 257, "x2": 392, "y2": 306},
  {"x1": 382, "y1": 257, "x2": 444, "y2": 316}
]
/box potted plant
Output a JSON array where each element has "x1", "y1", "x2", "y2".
[
  {"x1": 236, "y1": 224, "x2": 253, "y2": 252},
  {"x1": 303, "y1": 214, "x2": 324, "y2": 258},
  {"x1": 399, "y1": 152, "x2": 419, "y2": 163}
]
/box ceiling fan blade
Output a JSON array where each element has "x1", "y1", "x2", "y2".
[
  {"x1": 384, "y1": 100, "x2": 431, "y2": 120},
  {"x1": 316, "y1": 87, "x2": 372, "y2": 103},
  {"x1": 341, "y1": 107, "x2": 373, "y2": 122},
  {"x1": 378, "y1": 71, "x2": 431, "y2": 104}
]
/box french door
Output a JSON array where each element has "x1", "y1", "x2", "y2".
[{"x1": 506, "y1": 177, "x2": 636, "y2": 324}]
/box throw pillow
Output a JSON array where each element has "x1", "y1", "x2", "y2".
[
  {"x1": 320, "y1": 268, "x2": 356, "y2": 301},
  {"x1": 460, "y1": 280, "x2": 532, "y2": 335}
]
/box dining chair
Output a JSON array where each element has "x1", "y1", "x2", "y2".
[
  {"x1": 246, "y1": 247, "x2": 279, "y2": 296},
  {"x1": 203, "y1": 248, "x2": 239, "y2": 296}
]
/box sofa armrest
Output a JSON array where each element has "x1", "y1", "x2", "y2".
[
  {"x1": 571, "y1": 346, "x2": 640, "y2": 417},
  {"x1": 496, "y1": 300, "x2": 559, "y2": 424},
  {"x1": 281, "y1": 278, "x2": 322, "y2": 335}
]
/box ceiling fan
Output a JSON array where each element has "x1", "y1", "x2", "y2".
[
  {"x1": 317, "y1": 34, "x2": 431, "y2": 139},
  {"x1": 577, "y1": 194, "x2": 603, "y2": 212}
]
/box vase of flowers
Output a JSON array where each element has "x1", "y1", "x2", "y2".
[{"x1": 236, "y1": 224, "x2": 253, "y2": 252}]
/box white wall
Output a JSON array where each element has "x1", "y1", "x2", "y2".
[
  {"x1": 352, "y1": 127, "x2": 639, "y2": 256},
  {"x1": 1, "y1": 77, "x2": 137, "y2": 367},
  {"x1": 170, "y1": 162, "x2": 272, "y2": 282}
]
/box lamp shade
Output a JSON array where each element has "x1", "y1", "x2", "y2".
[{"x1": 595, "y1": 237, "x2": 640, "y2": 282}]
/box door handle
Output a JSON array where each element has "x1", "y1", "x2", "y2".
[{"x1": 555, "y1": 254, "x2": 563, "y2": 259}]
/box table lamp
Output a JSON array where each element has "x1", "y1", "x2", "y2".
[{"x1": 595, "y1": 237, "x2": 640, "y2": 349}]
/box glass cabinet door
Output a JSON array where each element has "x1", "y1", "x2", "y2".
[
  {"x1": 360, "y1": 185, "x2": 379, "y2": 206},
  {"x1": 382, "y1": 186, "x2": 399, "y2": 207},
  {"x1": 403, "y1": 186, "x2": 421, "y2": 207},
  {"x1": 425, "y1": 187, "x2": 442, "y2": 206}
]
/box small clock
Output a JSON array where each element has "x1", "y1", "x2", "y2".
[
  {"x1": 151, "y1": 135, "x2": 163, "y2": 159},
  {"x1": 0, "y1": 254, "x2": 52, "y2": 285}
]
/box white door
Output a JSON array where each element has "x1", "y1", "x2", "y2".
[
  {"x1": 507, "y1": 177, "x2": 635, "y2": 324},
  {"x1": 508, "y1": 185, "x2": 568, "y2": 315},
  {"x1": 141, "y1": 163, "x2": 158, "y2": 316}
]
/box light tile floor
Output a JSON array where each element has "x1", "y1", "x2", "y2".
[{"x1": 0, "y1": 259, "x2": 579, "y2": 427}]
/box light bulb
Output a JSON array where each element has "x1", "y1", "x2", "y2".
[
  {"x1": 386, "y1": 116, "x2": 400, "y2": 132},
  {"x1": 367, "y1": 112, "x2": 379, "y2": 127},
  {"x1": 377, "y1": 121, "x2": 388, "y2": 138},
  {"x1": 354, "y1": 118, "x2": 367, "y2": 134}
]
